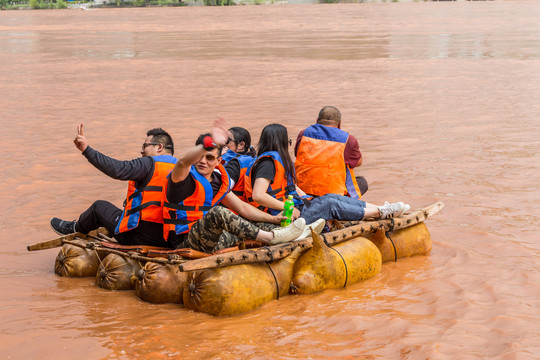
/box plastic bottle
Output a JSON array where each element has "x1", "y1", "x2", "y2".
[{"x1": 281, "y1": 195, "x2": 295, "y2": 227}]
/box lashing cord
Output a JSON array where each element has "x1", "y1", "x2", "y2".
[
  {"x1": 385, "y1": 218, "x2": 398, "y2": 262},
  {"x1": 263, "y1": 247, "x2": 280, "y2": 300},
  {"x1": 322, "y1": 234, "x2": 348, "y2": 288},
  {"x1": 385, "y1": 231, "x2": 398, "y2": 262}
]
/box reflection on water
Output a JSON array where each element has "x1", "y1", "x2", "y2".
[{"x1": 0, "y1": 2, "x2": 539, "y2": 359}]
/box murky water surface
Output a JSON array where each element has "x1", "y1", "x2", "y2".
[{"x1": 1, "y1": 2, "x2": 539, "y2": 359}]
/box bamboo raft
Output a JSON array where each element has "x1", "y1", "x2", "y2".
[{"x1": 28, "y1": 201, "x2": 444, "y2": 316}]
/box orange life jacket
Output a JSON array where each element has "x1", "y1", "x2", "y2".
[
  {"x1": 220, "y1": 151, "x2": 256, "y2": 202},
  {"x1": 226, "y1": 155, "x2": 254, "y2": 202},
  {"x1": 244, "y1": 151, "x2": 305, "y2": 215},
  {"x1": 295, "y1": 124, "x2": 361, "y2": 199},
  {"x1": 163, "y1": 163, "x2": 230, "y2": 238},
  {"x1": 115, "y1": 155, "x2": 177, "y2": 234}
]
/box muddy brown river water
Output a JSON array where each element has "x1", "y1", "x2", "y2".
[{"x1": 0, "y1": 2, "x2": 539, "y2": 359}]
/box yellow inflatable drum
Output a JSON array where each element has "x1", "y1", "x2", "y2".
[
  {"x1": 183, "y1": 246, "x2": 303, "y2": 316},
  {"x1": 365, "y1": 222, "x2": 432, "y2": 263},
  {"x1": 291, "y1": 231, "x2": 382, "y2": 295}
]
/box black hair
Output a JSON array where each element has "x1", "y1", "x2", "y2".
[
  {"x1": 196, "y1": 133, "x2": 223, "y2": 157},
  {"x1": 257, "y1": 124, "x2": 297, "y2": 183},
  {"x1": 147, "y1": 128, "x2": 174, "y2": 155},
  {"x1": 229, "y1": 126, "x2": 256, "y2": 157},
  {"x1": 317, "y1": 106, "x2": 341, "y2": 126}
]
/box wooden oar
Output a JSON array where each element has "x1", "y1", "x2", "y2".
[{"x1": 27, "y1": 227, "x2": 109, "y2": 251}]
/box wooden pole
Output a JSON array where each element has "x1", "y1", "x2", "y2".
[{"x1": 27, "y1": 227, "x2": 109, "y2": 251}]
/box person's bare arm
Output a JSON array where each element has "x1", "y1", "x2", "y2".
[
  {"x1": 252, "y1": 177, "x2": 301, "y2": 219},
  {"x1": 221, "y1": 193, "x2": 285, "y2": 224},
  {"x1": 170, "y1": 145, "x2": 206, "y2": 183},
  {"x1": 295, "y1": 185, "x2": 307, "y2": 197}
]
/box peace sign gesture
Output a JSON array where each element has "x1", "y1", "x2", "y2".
[{"x1": 74, "y1": 123, "x2": 88, "y2": 152}]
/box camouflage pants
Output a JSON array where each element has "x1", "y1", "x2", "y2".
[{"x1": 186, "y1": 206, "x2": 278, "y2": 253}]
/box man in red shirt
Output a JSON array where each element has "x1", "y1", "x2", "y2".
[{"x1": 295, "y1": 106, "x2": 368, "y2": 198}]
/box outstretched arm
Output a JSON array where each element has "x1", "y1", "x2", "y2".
[
  {"x1": 170, "y1": 117, "x2": 231, "y2": 183},
  {"x1": 75, "y1": 123, "x2": 152, "y2": 182},
  {"x1": 170, "y1": 144, "x2": 207, "y2": 183}
]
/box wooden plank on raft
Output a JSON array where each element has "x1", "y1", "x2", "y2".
[
  {"x1": 324, "y1": 201, "x2": 445, "y2": 246},
  {"x1": 177, "y1": 201, "x2": 444, "y2": 272},
  {"x1": 178, "y1": 242, "x2": 298, "y2": 272}
]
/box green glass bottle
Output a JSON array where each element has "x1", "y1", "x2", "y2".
[{"x1": 281, "y1": 195, "x2": 295, "y2": 227}]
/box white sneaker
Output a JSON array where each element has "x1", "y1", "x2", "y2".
[
  {"x1": 297, "y1": 218, "x2": 326, "y2": 240},
  {"x1": 269, "y1": 218, "x2": 306, "y2": 245},
  {"x1": 403, "y1": 203, "x2": 410, "y2": 214},
  {"x1": 378, "y1": 202, "x2": 410, "y2": 219}
]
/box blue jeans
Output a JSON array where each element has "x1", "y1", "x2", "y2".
[{"x1": 299, "y1": 193, "x2": 366, "y2": 224}]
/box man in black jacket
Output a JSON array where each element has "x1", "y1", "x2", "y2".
[{"x1": 50, "y1": 123, "x2": 177, "y2": 248}]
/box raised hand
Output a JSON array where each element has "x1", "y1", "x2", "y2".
[
  {"x1": 210, "y1": 117, "x2": 230, "y2": 147},
  {"x1": 73, "y1": 123, "x2": 88, "y2": 152}
]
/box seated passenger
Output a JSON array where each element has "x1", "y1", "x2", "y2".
[
  {"x1": 244, "y1": 124, "x2": 410, "y2": 229},
  {"x1": 163, "y1": 119, "x2": 305, "y2": 253},
  {"x1": 295, "y1": 106, "x2": 367, "y2": 198},
  {"x1": 221, "y1": 126, "x2": 256, "y2": 202},
  {"x1": 50, "y1": 125, "x2": 177, "y2": 248},
  {"x1": 221, "y1": 126, "x2": 256, "y2": 164}
]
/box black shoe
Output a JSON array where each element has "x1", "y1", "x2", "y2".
[{"x1": 50, "y1": 217, "x2": 76, "y2": 235}]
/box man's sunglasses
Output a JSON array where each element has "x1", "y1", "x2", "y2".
[
  {"x1": 142, "y1": 142, "x2": 173, "y2": 150},
  {"x1": 142, "y1": 142, "x2": 160, "y2": 150}
]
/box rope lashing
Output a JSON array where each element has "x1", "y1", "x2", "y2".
[
  {"x1": 385, "y1": 231, "x2": 398, "y2": 262},
  {"x1": 263, "y1": 247, "x2": 279, "y2": 300},
  {"x1": 322, "y1": 234, "x2": 348, "y2": 288}
]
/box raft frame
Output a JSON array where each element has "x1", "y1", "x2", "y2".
[{"x1": 34, "y1": 201, "x2": 444, "y2": 272}]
